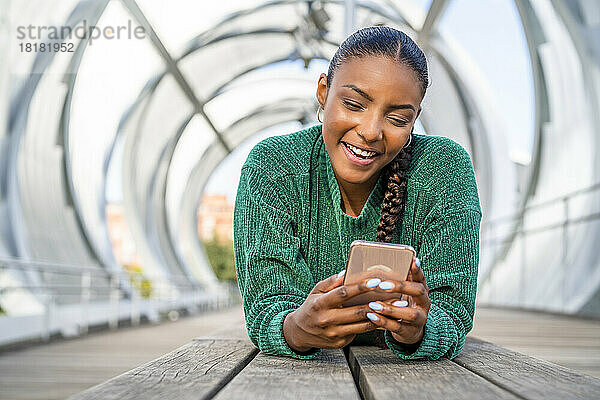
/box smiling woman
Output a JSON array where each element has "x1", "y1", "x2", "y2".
[
  {"x1": 234, "y1": 26, "x2": 482, "y2": 360},
  {"x1": 317, "y1": 55, "x2": 422, "y2": 219}
]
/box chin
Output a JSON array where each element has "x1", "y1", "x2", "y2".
[
  {"x1": 336, "y1": 151, "x2": 386, "y2": 183},
  {"x1": 334, "y1": 163, "x2": 381, "y2": 185}
]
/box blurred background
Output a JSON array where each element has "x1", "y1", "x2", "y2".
[{"x1": 0, "y1": 0, "x2": 598, "y2": 398}]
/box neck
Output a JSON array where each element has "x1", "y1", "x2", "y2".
[{"x1": 334, "y1": 171, "x2": 380, "y2": 217}]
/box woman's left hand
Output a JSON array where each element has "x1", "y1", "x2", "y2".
[{"x1": 365, "y1": 257, "x2": 431, "y2": 345}]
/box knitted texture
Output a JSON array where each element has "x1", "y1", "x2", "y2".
[{"x1": 233, "y1": 124, "x2": 481, "y2": 360}]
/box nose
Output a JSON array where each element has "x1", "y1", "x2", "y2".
[{"x1": 357, "y1": 115, "x2": 383, "y2": 143}]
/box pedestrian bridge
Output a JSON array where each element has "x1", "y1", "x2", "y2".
[{"x1": 0, "y1": 0, "x2": 599, "y2": 398}]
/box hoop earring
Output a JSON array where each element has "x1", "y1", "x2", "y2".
[
  {"x1": 402, "y1": 133, "x2": 412, "y2": 149},
  {"x1": 316, "y1": 105, "x2": 323, "y2": 123}
]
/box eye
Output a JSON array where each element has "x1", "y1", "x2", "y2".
[
  {"x1": 342, "y1": 99, "x2": 364, "y2": 111},
  {"x1": 387, "y1": 116, "x2": 409, "y2": 127}
]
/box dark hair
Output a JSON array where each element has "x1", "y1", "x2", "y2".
[{"x1": 327, "y1": 26, "x2": 428, "y2": 243}]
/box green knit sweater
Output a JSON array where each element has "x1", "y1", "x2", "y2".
[{"x1": 233, "y1": 124, "x2": 481, "y2": 360}]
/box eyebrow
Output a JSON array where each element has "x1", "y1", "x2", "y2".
[{"x1": 341, "y1": 84, "x2": 416, "y2": 112}]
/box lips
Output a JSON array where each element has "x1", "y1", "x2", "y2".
[
  {"x1": 341, "y1": 141, "x2": 381, "y2": 156},
  {"x1": 340, "y1": 142, "x2": 379, "y2": 166}
]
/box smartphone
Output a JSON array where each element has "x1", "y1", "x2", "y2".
[{"x1": 341, "y1": 240, "x2": 415, "y2": 310}]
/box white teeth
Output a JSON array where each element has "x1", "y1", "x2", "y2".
[{"x1": 345, "y1": 143, "x2": 376, "y2": 158}]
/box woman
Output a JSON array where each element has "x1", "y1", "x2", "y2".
[{"x1": 233, "y1": 26, "x2": 481, "y2": 360}]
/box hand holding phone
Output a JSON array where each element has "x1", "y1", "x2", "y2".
[
  {"x1": 282, "y1": 242, "x2": 427, "y2": 352},
  {"x1": 341, "y1": 240, "x2": 415, "y2": 307}
]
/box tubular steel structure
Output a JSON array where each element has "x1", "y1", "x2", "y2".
[{"x1": 0, "y1": 0, "x2": 598, "y2": 345}]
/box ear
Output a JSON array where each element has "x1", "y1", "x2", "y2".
[
  {"x1": 316, "y1": 73, "x2": 328, "y2": 108},
  {"x1": 415, "y1": 106, "x2": 422, "y2": 122},
  {"x1": 411, "y1": 106, "x2": 422, "y2": 132}
]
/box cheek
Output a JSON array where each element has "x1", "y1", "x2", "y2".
[
  {"x1": 324, "y1": 105, "x2": 358, "y2": 133},
  {"x1": 392, "y1": 135, "x2": 410, "y2": 151}
]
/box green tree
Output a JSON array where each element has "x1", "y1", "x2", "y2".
[{"x1": 203, "y1": 235, "x2": 237, "y2": 281}]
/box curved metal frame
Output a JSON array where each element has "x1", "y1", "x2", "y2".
[
  {"x1": 9, "y1": 0, "x2": 597, "y2": 316},
  {"x1": 3, "y1": 0, "x2": 496, "y2": 303}
]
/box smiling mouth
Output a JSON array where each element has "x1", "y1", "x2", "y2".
[{"x1": 341, "y1": 141, "x2": 380, "y2": 160}]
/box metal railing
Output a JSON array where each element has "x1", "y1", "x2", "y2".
[
  {"x1": 479, "y1": 182, "x2": 600, "y2": 289},
  {"x1": 0, "y1": 258, "x2": 239, "y2": 346}
]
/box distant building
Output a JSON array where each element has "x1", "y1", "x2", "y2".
[
  {"x1": 197, "y1": 194, "x2": 234, "y2": 244},
  {"x1": 106, "y1": 195, "x2": 234, "y2": 268},
  {"x1": 106, "y1": 203, "x2": 141, "y2": 267}
]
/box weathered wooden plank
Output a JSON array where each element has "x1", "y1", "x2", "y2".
[
  {"x1": 454, "y1": 337, "x2": 600, "y2": 400},
  {"x1": 347, "y1": 346, "x2": 519, "y2": 400},
  {"x1": 213, "y1": 349, "x2": 360, "y2": 400},
  {"x1": 68, "y1": 339, "x2": 258, "y2": 400}
]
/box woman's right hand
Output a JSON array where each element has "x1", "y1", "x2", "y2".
[{"x1": 282, "y1": 271, "x2": 383, "y2": 353}]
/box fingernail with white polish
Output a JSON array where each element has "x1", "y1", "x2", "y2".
[
  {"x1": 393, "y1": 300, "x2": 409, "y2": 307},
  {"x1": 337, "y1": 269, "x2": 346, "y2": 278},
  {"x1": 366, "y1": 312, "x2": 379, "y2": 321},
  {"x1": 415, "y1": 258, "x2": 421, "y2": 268},
  {"x1": 366, "y1": 278, "x2": 381, "y2": 288},
  {"x1": 368, "y1": 302, "x2": 383, "y2": 311},
  {"x1": 378, "y1": 281, "x2": 394, "y2": 290}
]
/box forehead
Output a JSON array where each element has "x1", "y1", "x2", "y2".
[{"x1": 330, "y1": 55, "x2": 423, "y2": 104}]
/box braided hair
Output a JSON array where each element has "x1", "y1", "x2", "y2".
[{"x1": 326, "y1": 26, "x2": 429, "y2": 243}]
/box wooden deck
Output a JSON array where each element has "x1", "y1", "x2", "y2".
[
  {"x1": 0, "y1": 305, "x2": 599, "y2": 399},
  {"x1": 0, "y1": 307, "x2": 247, "y2": 400},
  {"x1": 69, "y1": 337, "x2": 600, "y2": 399},
  {"x1": 470, "y1": 307, "x2": 600, "y2": 378}
]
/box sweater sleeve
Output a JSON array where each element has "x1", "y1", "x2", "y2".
[
  {"x1": 384, "y1": 138, "x2": 482, "y2": 360},
  {"x1": 384, "y1": 209, "x2": 481, "y2": 360},
  {"x1": 233, "y1": 164, "x2": 322, "y2": 359}
]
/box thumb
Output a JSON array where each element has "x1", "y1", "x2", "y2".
[{"x1": 311, "y1": 269, "x2": 345, "y2": 294}]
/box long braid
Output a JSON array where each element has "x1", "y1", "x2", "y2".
[{"x1": 376, "y1": 135, "x2": 413, "y2": 243}]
